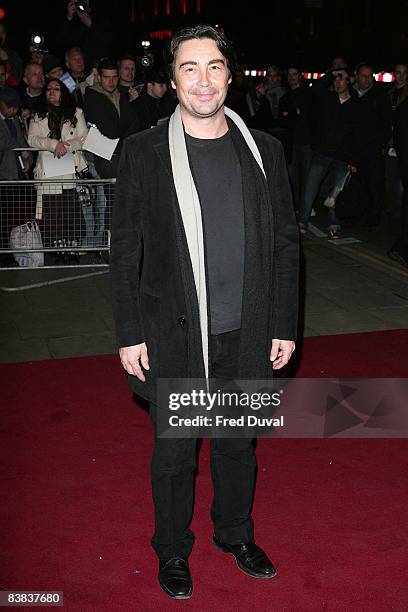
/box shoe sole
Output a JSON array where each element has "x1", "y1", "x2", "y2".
[
  {"x1": 159, "y1": 581, "x2": 193, "y2": 599},
  {"x1": 212, "y1": 540, "x2": 277, "y2": 579}
]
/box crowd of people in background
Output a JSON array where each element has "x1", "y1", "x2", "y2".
[
  {"x1": 226, "y1": 56, "x2": 408, "y2": 263},
  {"x1": 0, "y1": 2, "x2": 177, "y2": 260},
  {"x1": 0, "y1": 1, "x2": 408, "y2": 266}
]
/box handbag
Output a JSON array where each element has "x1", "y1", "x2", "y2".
[{"x1": 10, "y1": 220, "x2": 44, "y2": 267}]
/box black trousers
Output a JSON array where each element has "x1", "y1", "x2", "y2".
[{"x1": 150, "y1": 329, "x2": 256, "y2": 560}]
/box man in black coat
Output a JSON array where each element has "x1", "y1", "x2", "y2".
[{"x1": 110, "y1": 25, "x2": 299, "y2": 600}]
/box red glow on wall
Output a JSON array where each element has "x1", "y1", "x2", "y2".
[
  {"x1": 130, "y1": 0, "x2": 135, "y2": 23},
  {"x1": 181, "y1": 0, "x2": 187, "y2": 14},
  {"x1": 196, "y1": 0, "x2": 201, "y2": 12},
  {"x1": 166, "y1": 0, "x2": 171, "y2": 15},
  {"x1": 154, "y1": 0, "x2": 158, "y2": 16}
]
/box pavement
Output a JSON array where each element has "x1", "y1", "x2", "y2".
[{"x1": 1, "y1": 207, "x2": 408, "y2": 364}]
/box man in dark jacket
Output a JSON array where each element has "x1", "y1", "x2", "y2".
[
  {"x1": 279, "y1": 65, "x2": 314, "y2": 213},
  {"x1": 18, "y1": 62, "x2": 45, "y2": 120},
  {"x1": 84, "y1": 58, "x2": 140, "y2": 178},
  {"x1": 353, "y1": 62, "x2": 392, "y2": 227},
  {"x1": 299, "y1": 69, "x2": 359, "y2": 238},
  {"x1": 131, "y1": 68, "x2": 168, "y2": 131},
  {"x1": 111, "y1": 25, "x2": 299, "y2": 600},
  {"x1": 388, "y1": 62, "x2": 408, "y2": 265}
]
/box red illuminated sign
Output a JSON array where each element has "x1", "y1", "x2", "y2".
[{"x1": 149, "y1": 30, "x2": 173, "y2": 40}]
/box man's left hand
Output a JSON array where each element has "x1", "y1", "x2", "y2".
[{"x1": 270, "y1": 339, "x2": 295, "y2": 370}]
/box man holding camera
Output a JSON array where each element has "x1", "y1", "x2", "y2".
[
  {"x1": 58, "y1": 1, "x2": 113, "y2": 66},
  {"x1": 118, "y1": 56, "x2": 140, "y2": 103}
]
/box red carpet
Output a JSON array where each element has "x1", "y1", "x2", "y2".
[{"x1": 1, "y1": 330, "x2": 408, "y2": 611}]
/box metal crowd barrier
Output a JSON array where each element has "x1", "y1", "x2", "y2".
[{"x1": 0, "y1": 178, "x2": 115, "y2": 269}]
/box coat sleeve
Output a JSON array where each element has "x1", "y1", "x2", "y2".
[
  {"x1": 27, "y1": 115, "x2": 59, "y2": 152},
  {"x1": 269, "y1": 140, "x2": 300, "y2": 340},
  {"x1": 65, "y1": 108, "x2": 89, "y2": 149},
  {"x1": 110, "y1": 137, "x2": 145, "y2": 348}
]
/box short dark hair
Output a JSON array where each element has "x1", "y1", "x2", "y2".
[
  {"x1": 65, "y1": 47, "x2": 84, "y2": 64},
  {"x1": 355, "y1": 61, "x2": 374, "y2": 75},
  {"x1": 118, "y1": 54, "x2": 136, "y2": 67},
  {"x1": 393, "y1": 60, "x2": 408, "y2": 72},
  {"x1": 287, "y1": 64, "x2": 302, "y2": 74},
  {"x1": 97, "y1": 58, "x2": 118, "y2": 74},
  {"x1": 0, "y1": 86, "x2": 21, "y2": 108},
  {"x1": 165, "y1": 24, "x2": 236, "y2": 80}
]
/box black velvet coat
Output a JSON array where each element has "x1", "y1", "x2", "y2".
[{"x1": 110, "y1": 119, "x2": 299, "y2": 403}]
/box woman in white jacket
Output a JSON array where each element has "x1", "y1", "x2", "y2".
[{"x1": 28, "y1": 78, "x2": 88, "y2": 253}]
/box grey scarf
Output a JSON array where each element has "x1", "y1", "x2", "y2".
[{"x1": 168, "y1": 104, "x2": 265, "y2": 378}]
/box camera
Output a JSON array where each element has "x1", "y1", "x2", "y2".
[
  {"x1": 75, "y1": 1, "x2": 86, "y2": 12},
  {"x1": 30, "y1": 34, "x2": 48, "y2": 54},
  {"x1": 140, "y1": 56, "x2": 152, "y2": 69}
]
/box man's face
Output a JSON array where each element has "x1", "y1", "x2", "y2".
[
  {"x1": 0, "y1": 65, "x2": 6, "y2": 88},
  {"x1": 394, "y1": 64, "x2": 408, "y2": 89},
  {"x1": 67, "y1": 51, "x2": 85, "y2": 76},
  {"x1": 119, "y1": 59, "x2": 135, "y2": 84},
  {"x1": 25, "y1": 64, "x2": 45, "y2": 90},
  {"x1": 171, "y1": 37, "x2": 230, "y2": 120},
  {"x1": 148, "y1": 81, "x2": 167, "y2": 99},
  {"x1": 99, "y1": 68, "x2": 119, "y2": 93},
  {"x1": 267, "y1": 68, "x2": 280, "y2": 83},
  {"x1": 356, "y1": 66, "x2": 374, "y2": 91},
  {"x1": 334, "y1": 71, "x2": 350, "y2": 95},
  {"x1": 0, "y1": 101, "x2": 18, "y2": 118},
  {"x1": 288, "y1": 68, "x2": 301, "y2": 89}
]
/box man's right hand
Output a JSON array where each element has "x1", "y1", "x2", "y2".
[
  {"x1": 119, "y1": 343, "x2": 150, "y2": 382},
  {"x1": 67, "y1": 0, "x2": 77, "y2": 19}
]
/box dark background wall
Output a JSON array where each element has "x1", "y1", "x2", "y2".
[{"x1": 1, "y1": 0, "x2": 408, "y2": 69}]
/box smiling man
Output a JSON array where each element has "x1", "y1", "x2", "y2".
[{"x1": 111, "y1": 25, "x2": 299, "y2": 599}]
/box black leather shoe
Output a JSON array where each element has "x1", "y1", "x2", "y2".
[
  {"x1": 158, "y1": 557, "x2": 193, "y2": 599},
  {"x1": 213, "y1": 537, "x2": 277, "y2": 579}
]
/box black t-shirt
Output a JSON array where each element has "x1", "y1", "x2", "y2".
[{"x1": 185, "y1": 130, "x2": 244, "y2": 335}]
